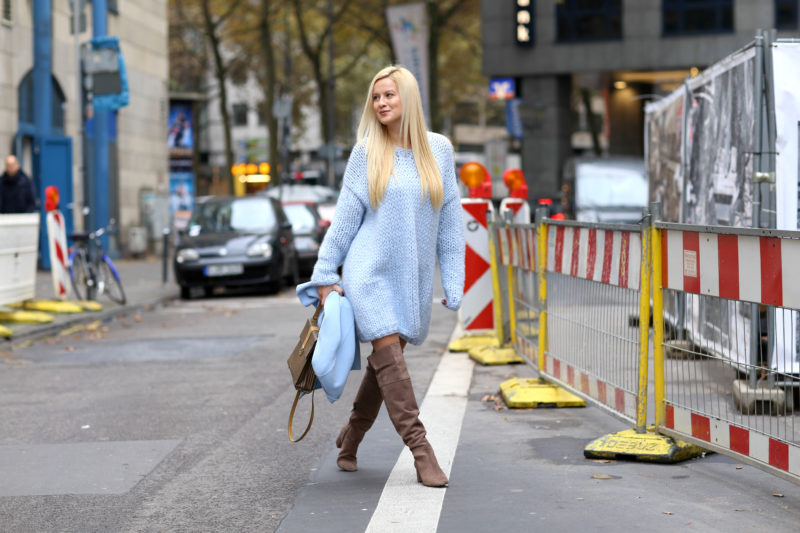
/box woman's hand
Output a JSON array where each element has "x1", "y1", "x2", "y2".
[{"x1": 318, "y1": 283, "x2": 343, "y2": 306}]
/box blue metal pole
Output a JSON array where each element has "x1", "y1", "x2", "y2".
[
  {"x1": 91, "y1": 0, "x2": 109, "y2": 244},
  {"x1": 32, "y1": 0, "x2": 52, "y2": 269},
  {"x1": 32, "y1": 0, "x2": 52, "y2": 138}
]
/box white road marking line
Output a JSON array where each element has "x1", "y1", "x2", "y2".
[{"x1": 366, "y1": 324, "x2": 473, "y2": 533}]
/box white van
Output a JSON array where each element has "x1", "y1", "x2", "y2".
[{"x1": 564, "y1": 156, "x2": 648, "y2": 224}]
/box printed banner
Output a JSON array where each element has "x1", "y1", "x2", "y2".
[{"x1": 387, "y1": 3, "x2": 430, "y2": 125}]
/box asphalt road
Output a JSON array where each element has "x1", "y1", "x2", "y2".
[
  {"x1": 0, "y1": 290, "x2": 365, "y2": 532},
  {"x1": 3, "y1": 286, "x2": 800, "y2": 532}
]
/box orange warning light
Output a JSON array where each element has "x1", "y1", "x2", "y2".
[{"x1": 459, "y1": 162, "x2": 489, "y2": 189}]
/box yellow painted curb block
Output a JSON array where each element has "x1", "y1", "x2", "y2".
[
  {"x1": 469, "y1": 345, "x2": 525, "y2": 365},
  {"x1": 75, "y1": 300, "x2": 103, "y2": 312},
  {"x1": 10, "y1": 300, "x2": 84, "y2": 314},
  {"x1": 500, "y1": 377, "x2": 586, "y2": 408},
  {"x1": 0, "y1": 310, "x2": 54, "y2": 324},
  {"x1": 0, "y1": 324, "x2": 13, "y2": 337},
  {"x1": 449, "y1": 332, "x2": 500, "y2": 352},
  {"x1": 584, "y1": 427, "x2": 706, "y2": 463}
]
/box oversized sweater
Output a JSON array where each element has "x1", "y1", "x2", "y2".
[{"x1": 310, "y1": 132, "x2": 465, "y2": 345}]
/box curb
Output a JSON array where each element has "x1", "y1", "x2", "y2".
[{"x1": 0, "y1": 290, "x2": 179, "y2": 350}]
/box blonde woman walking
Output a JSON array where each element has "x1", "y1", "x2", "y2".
[{"x1": 310, "y1": 66, "x2": 464, "y2": 487}]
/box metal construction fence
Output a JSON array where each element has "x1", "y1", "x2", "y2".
[
  {"x1": 653, "y1": 222, "x2": 800, "y2": 484},
  {"x1": 487, "y1": 206, "x2": 800, "y2": 484},
  {"x1": 494, "y1": 210, "x2": 653, "y2": 430}
]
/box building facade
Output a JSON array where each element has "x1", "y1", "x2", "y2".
[
  {"x1": 0, "y1": 0, "x2": 168, "y2": 253},
  {"x1": 481, "y1": 0, "x2": 799, "y2": 201}
]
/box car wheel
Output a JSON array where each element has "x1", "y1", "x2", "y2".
[{"x1": 180, "y1": 286, "x2": 192, "y2": 300}]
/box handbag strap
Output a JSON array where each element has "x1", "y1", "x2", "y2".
[
  {"x1": 288, "y1": 389, "x2": 315, "y2": 442},
  {"x1": 312, "y1": 302, "x2": 324, "y2": 322}
]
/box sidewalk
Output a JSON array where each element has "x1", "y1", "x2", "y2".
[
  {"x1": 1, "y1": 257, "x2": 178, "y2": 348},
  {"x1": 277, "y1": 310, "x2": 800, "y2": 532}
]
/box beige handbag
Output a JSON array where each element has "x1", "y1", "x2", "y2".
[{"x1": 287, "y1": 304, "x2": 323, "y2": 442}]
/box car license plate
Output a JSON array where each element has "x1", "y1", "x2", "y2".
[{"x1": 204, "y1": 264, "x2": 244, "y2": 277}]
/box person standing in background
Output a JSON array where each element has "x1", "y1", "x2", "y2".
[{"x1": 0, "y1": 155, "x2": 39, "y2": 214}]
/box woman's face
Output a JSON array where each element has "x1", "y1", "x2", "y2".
[{"x1": 372, "y1": 77, "x2": 402, "y2": 129}]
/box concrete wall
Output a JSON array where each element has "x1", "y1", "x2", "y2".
[
  {"x1": 0, "y1": 0, "x2": 168, "y2": 246},
  {"x1": 482, "y1": 0, "x2": 780, "y2": 77}
]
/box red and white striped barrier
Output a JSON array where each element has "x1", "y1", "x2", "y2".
[
  {"x1": 661, "y1": 229, "x2": 800, "y2": 309},
  {"x1": 498, "y1": 227, "x2": 536, "y2": 271},
  {"x1": 499, "y1": 198, "x2": 530, "y2": 224},
  {"x1": 546, "y1": 225, "x2": 641, "y2": 290},
  {"x1": 46, "y1": 210, "x2": 70, "y2": 299},
  {"x1": 460, "y1": 199, "x2": 495, "y2": 330},
  {"x1": 546, "y1": 353, "x2": 638, "y2": 420},
  {"x1": 665, "y1": 404, "x2": 800, "y2": 478}
]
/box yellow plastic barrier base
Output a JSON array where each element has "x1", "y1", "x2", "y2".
[
  {"x1": 448, "y1": 332, "x2": 500, "y2": 352},
  {"x1": 0, "y1": 310, "x2": 54, "y2": 324},
  {"x1": 0, "y1": 324, "x2": 13, "y2": 337},
  {"x1": 469, "y1": 345, "x2": 525, "y2": 365},
  {"x1": 584, "y1": 428, "x2": 706, "y2": 463},
  {"x1": 9, "y1": 300, "x2": 84, "y2": 314},
  {"x1": 500, "y1": 377, "x2": 586, "y2": 408},
  {"x1": 75, "y1": 300, "x2": 104, "y2": 312}
]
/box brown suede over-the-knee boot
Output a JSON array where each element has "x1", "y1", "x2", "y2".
[
  {"x1": 368, "y1": 342, "x2": 448, "y2": 487},
  {"x1": 336, "y1": 363, "x2": 382, "y2": 471}
]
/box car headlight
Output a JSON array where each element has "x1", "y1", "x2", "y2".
[
  {"x1": 176, "y1": 248, "x2": 199, "y2": 263},
  {"x1": 246, "y1": 242, "x2": 273, "y2": 258}
]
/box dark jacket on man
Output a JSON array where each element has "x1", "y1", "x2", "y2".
[{"x1": 0, "y1": 169, "x2": 38, "y2": 214}]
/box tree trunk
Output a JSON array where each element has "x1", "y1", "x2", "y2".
[
  {"x1": 202, "y1": 0, "x2": 234, "y2": 194},
  {"x1": 261, "y1": 0, "x2": 279, "y2": 184}
]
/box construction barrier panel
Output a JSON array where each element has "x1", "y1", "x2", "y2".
[
  {"x1": 540, "y1": 218, "x2": 647, "y2": 424},
  {"x1": 498, "y1": 222, "x2": 538, "y2": 365},
  {"x1": 0, "y1": 214, "x2": 40, "y2": 306},
  {"x1": 46, "y1": 210, "x2": 70, "y2": 299},
  {"x1": 460, "y1": 199, "x2": 496, "y2": 331},
  {"x1": 653, "y1": 221, "x2": 800, "y2": 484}
]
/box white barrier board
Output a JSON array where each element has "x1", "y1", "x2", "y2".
[{"x1": 0, "y1": 213, "x2": 40, "y2": 306}]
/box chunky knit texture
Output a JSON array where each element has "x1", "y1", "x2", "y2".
[{"x1": 310, "y1": 132, "x2": 465, "y2": 345}]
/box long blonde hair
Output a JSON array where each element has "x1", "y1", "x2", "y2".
[{"x1": 356, "y1": 66, "x2": 443, "y2": 209}]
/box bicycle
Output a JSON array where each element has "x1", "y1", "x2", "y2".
[{"x1": 68, "y1": 223, "x2": 127, "y2": 305}]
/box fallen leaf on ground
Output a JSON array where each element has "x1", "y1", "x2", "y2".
[
  {"x1": 773, "y1": 493, "x2": 784, "y2": 498},
  {"x1": 592, "y1": 459, "x2": 613, "y2": 463},
  {"x1": 663, "y1": 511, "x2": 673, "y2": 515},
  {"x1": 492, "y1": 405, "x2": 504, "y2": 411},
  {"x1": 592, "y1": 474, "x2": 613, "y2": 479},
  {"x1": 134, "y1": 315, "x2": 142, "y2": 322},
  {"x1": 736, "y1": 466, "x2": 743, "y2": 470},
  {"x1": 0, "y1": 352, "x2": 19, "y2": 359},
  {"x1": 65, "y1": 346, "x2": 76, "y2": 352}
]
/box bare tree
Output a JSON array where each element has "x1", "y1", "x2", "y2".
[{"x1": 200, "y1": 0, "x2": 243, "y2": 193}]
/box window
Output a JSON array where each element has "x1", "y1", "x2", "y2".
[
  {"x1": 257, "y1": 101, "x2": 267, "y2": 125},
  {"x1": 232, "y1": 103, "x2": 248, "y2": 127},
  {"x1": 663, "y1": 0, "x2": 733, "y2": 36},
  {"x1": 556, "y1": 0, "x2": 622, "y2": 43},
  {"x1": 2, "y1": 0, "x2": 11, "y2": 24},
  {"x1": 776, "y1": 0, "x2": 798, "y2": 30}
]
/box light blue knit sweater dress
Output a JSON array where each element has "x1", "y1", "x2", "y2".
[{"x1": 310, "y1": 132, "x2": 465, "y2": 345}]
